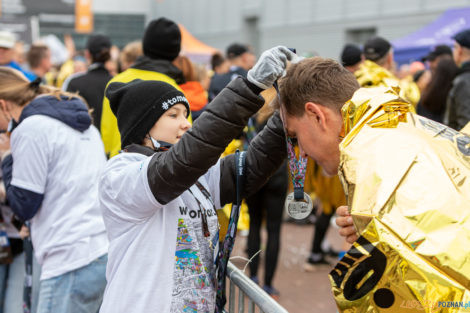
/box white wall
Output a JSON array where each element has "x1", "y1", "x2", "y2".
[{"x1": 93, "y1": 0, "x2": 151, "y2": 17}]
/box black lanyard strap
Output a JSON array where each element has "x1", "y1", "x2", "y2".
[
  {"x1": 194, "y1": 181, "x2": 216, "y2": 212},
  {"x1": 215, "y1": 150, "x2": 246, "y2": 312},
  {"x1": 187, "y1": 181, "x2": 216, "y2": 238}
]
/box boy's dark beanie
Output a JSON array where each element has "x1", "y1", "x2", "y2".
[{"x1": 106, "y1": 79, "x2": 190, "y2": 147}]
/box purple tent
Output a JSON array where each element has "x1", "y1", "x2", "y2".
[{"x1": 393, "y1": 7, "x2": 470, "y2": 65}]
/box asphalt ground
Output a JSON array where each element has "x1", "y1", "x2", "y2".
[{"x1": 230, "y1": 220, "x2": 346, "y2": 313}]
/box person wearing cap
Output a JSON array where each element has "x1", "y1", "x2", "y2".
[
  {"x1": 208, "y1": 43, "x2": 256, "y2": 101},
  {"x1": 0, "y1": 31, "x2": 36, "y2": 81},
  {"x1": 355, "y1": 36, "x2": 419, "y2": 107},
  {"x1": 355, "y1": 36, "x2": 395, "y2": 86},
  {"x1": 0, "y1": 67, "x2": 108, "y2": 313},
  {"x1": 340, "y1": 43, "x2": 363, "y2": 73},
  {"x1": 101, "y1": 17, "x2": 187, "y2": 158},
  {"x1": 64, "y1": 34, "x2": 113, "y2": 130},
  {"x1": 421, "y1": 44, "x2": 453, "y2": 72},
  {"x1": 444, "y1": 29, "x2": 470, "y2": 131},
  {"x1": 98, "y1": 46, "x2": 298, "y2": 313}
]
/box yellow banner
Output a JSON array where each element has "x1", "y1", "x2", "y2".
[{"x1": 75, "y1": 0, "x2": 93, "y2": 33}]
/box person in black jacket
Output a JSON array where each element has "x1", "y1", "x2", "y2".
[
  {"x1": 64, "y1": 34, "x2": 113, "y2": 130},
  {"x1": 98, "y1": 46, "x2": 299, "y2": 313},
  {"x1": 445, "y1": 28, "x2": 470, "y2": 130},
  {"x1": 246, "y1": 152, "x2": 288, "y2": 298},
  {"x1": 208, "y1": 43, "x2": 256, "y2": 101}
]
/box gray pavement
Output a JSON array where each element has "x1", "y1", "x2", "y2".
[{"x1": 231, "y1": 221, "x2": 344, "y2": 313}]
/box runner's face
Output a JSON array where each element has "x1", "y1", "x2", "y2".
[
  {"x1": 149, "y1": 104, "x2": 191, "y2": 144},
  {"x1": 281, "y1": 104, "x2": 343, "y2": 176}
]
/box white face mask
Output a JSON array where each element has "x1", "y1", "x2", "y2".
[{"x1": 149, "y1": 135, "x2": 160, "y2": 150}]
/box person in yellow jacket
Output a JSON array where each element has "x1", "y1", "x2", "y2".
[
  {"x1": 101, "y1": 17, "x2": 187, "y2": 157},
  {"x1": 355, "y1": 36, "x2": 419, "y2": 107}
]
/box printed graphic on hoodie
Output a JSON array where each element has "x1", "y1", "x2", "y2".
[{"x1": 170, "y1": 218, "x2": 217, "y2": 313}]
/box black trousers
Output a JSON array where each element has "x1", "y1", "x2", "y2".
[
  {"x1": 311, "y1": 211, "x2": 333, "y2": 255},
  {"x1": 245, "y1": 165, "x2": 287, "y2": 287}
]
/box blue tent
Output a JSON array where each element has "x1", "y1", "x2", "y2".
[{"x1": 393, "y1": 7, "x2": 470, "y2": 65}]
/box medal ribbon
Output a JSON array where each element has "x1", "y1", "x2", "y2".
[
  {"x1": 271, "y1": 50, "x2": 308, "y2": 203},
  {"x1": 286, "y1": 137, "x2": 308, "y2": 200}
]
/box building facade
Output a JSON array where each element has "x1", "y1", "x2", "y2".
[{"x1": 150, "y1": 0, "x2": 470, "y2": 60}]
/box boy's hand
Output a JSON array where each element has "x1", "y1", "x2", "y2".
[
  {"x1": 336, "y1": 205, "x2": 358, "y2": 244},
  {"x1": 247, "y1": 46, "x2": 301, "y2": 90}
]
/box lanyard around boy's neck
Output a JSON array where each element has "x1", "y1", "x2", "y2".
[{"x1": 187, "y1": 181, "x2": 216, "y2": 238}]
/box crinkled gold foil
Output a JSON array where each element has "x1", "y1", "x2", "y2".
[
  {"x1": 355, "y1": 60, "x2": 419, "y2": 108},
  {"x1": 331, "y1": 86, "x2": 470, "y2": 312}
]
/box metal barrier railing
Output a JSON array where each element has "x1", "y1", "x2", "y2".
[{"x1": 225, "y1": 261, "x2": 289, "y2": 313}]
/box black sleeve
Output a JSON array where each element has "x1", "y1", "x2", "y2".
[
  {"x1": 218, "y1": 111, "x2": 286, "y2": 206},
  {"x1": 454, "y1": 78, "x2": 470, "y2": 130},
  {"x1": 1, "y1": 154, "x2": 44, "y2": 221},
  {"x1": 147, "y1": 77, "x2": 265, "y2": 204},
  {"x1": 65, "y1": 78, "x2": 77, "y2": 93}
]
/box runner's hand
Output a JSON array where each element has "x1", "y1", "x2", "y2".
[
  {"x1": 336, "y1": 206, "x2": 358, "y2": 244},
  {"x1": 247, "y1": 46, "x2": 301, "y2": 90}
]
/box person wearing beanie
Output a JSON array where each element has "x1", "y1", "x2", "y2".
[
  {"x1": 100, "y1": 17, "x2": 187, "y2": 158},
  {"x1": 444, "y1": 28, "x2": 470, "y2": 131},
  {"x1": 98, "y1": 46, "x2": 299, "y2": 313},
  {"x1": 340, "y1": 43, "x2": 363, "y2": 73},
  {"x1": 64, "y1": 34, "x2": 113, "y2": 130},
  {"x1": 355, "y1": 36, "x2": 418, "y2": 107},
  {"x1": 108, "y1": 79, "x2": 191, "y2": 148}
]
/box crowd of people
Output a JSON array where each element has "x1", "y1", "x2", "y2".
[{"x1": 0, "y1": 13, "x2": 468, "y2": 313}]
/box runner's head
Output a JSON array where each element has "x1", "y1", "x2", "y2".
[{"x1": 279, "y1": 57, "x2": 359, "y2": 175}]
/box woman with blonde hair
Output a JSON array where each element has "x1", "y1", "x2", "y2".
[
  {"x1": 0, "y1": 68, "x2": 108, "y2": 313},
  {"x1": 119, "y1": 41, "x2": 143, "y2": 72}
]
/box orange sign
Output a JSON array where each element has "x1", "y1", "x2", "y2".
[{"x1": 75, "y1": 0, "x2": 93, "y2": 33}]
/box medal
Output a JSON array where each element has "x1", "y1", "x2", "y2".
[
  {"x1": 283, "y1": 137, "x2": 312, "y2": 219},
  {"x1": 285, "y1": 191, "x2": 313, "y2": 219}
]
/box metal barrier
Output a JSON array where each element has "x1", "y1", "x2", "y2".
[{"x1": 225, "y1": 261, "x2": 289, "y2": 313}]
